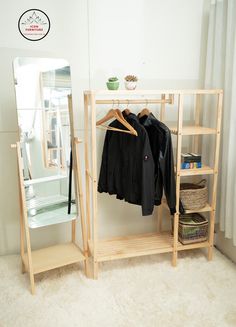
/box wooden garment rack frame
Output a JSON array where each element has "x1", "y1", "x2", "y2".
[
  {"x1": 84, "y1": 89, "x2": 223, "y2": 279},
  {"x1": 11, "y1": 95, "x2": 88, "y2": 294}
]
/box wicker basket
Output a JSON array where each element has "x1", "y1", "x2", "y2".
[
  {"x1": 180, "y1": 179, "x2": 207, "y2": 210},
  {"x1": 178, "y1": 213, "x2": 208, "y2": 244}
]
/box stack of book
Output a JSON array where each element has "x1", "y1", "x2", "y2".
[{"x1": 181, "y1": 152, "x2": 202, "y2": 169}]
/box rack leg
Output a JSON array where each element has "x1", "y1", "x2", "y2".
[
  {"x1": 172, "y1": 250, "x2": 178, "y2": 267},
  {"x1": 157, "y1": 205, "x2": 162, "y2": 233},
  {"x1": 208, "y1": 245, "x2": 214, "y2": 261},
  {"x1": 72, "y1": 220, "x2": 76, "y2": 243},
  {"x1": 208, "y1": 210, "x2": 215, "y2": 261},
  {"x1": 172, "y1": 212, "x2": 180, "y2": 267},
  {"x1": 20, "y1": 222, "x2": 26, "y2": 274},
  {"x1": 84, "y1": 256, "x2": 89, "y2": 277},
  {"x1": 93, "y1": 261, "x2": 98, "y2": 279},
  {"x1": 29, "y1": 271, "x2": 35, "y2": 295},
  {"x1": 21, "y1": 262, "x2": 26, "y2": 274}
]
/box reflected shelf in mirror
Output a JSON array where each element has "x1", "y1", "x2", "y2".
[
  {"x1": 24, "y1": 174, "x2": 67, "y2": 186},
  {"x1": 27, "y1": 194, "x2": 68, "y2": 211},
  {"x1": 28, "y1": 203, "x2": 77, "y2": 229}
]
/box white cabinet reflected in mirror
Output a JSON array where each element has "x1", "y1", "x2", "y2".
[{"x1": 13, "y1": 57, "x2": 76, "y2": 228}]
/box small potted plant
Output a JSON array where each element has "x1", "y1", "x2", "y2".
[
  {"x1": 106, "y1": 77, "x2": 119, "y2": 90},
  {"x1": 124, "y1": 75, "x2": 138, "y2": 90}
]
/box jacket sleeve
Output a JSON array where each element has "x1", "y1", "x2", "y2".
[
  {"x1": 159, "y1": 129, "x2": 176, "y2": 215},
  {"x1": 141, "y1": 133, "x2": 155, "y2": 216}
]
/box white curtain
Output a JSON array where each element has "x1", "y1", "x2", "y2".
[{"x1": 205, "y1": 0, "x2": 236, "y2": 245}]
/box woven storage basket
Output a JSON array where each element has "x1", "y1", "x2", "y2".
[
  {"x1": 178, "y1": 213, "x2": 208, "y2": 244},
  {"x1": 180, "y1": 179, "x2": 207, "y2": 210}
]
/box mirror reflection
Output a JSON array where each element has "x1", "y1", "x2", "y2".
[{"x1": 13, "y1": 57, "x2": 76, "y2": 228}]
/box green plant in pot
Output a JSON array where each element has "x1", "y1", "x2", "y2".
[{"x1": 106, "y1": 77, "x2": 119, "y2": 90}]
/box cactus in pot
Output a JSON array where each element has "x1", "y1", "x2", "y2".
[
  {"x1": 124, "y1": 75, "x2": 138, "y2": 90},
  {"x1": 106, "y1": 77, "x2": 119, "y2": 90}
]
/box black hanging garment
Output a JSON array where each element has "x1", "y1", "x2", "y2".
[
  {"x1": 98, "y1": 112, "x2": 155, "y2": 216},
  {"x1": 139, "y1": 113, "x2": 179, "y2": 215}
]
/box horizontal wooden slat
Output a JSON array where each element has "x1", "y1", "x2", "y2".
[
  {"x1": 170, "y1": 126, "x2": 217, "y2": 135},
  {"x1": 177, "y1": 241, "x2": 209, "y2": 251},
  {"x1": 184, "y1": 203, "x2": 213, "y2": 214},
  {"x1": 162, "y1": 199, "x2": 213, "y2": 214},
  {"x1": 23, "y1": 243, "x2": 84, "y2": 274},
  {"x1": 180, "y1": 165, "x2": 214, "y2": 176},
  {"x1": 84, "y1": 89, "x2": 223, "y2": 96},
  {"x1": 89, "y1": 233, "x2": 173, "y2": 262},
  {"x1": 88, "y1": 233, "x2": 210, "y2": 262}
]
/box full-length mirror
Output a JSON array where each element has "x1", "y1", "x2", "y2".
[{"x1": 13, "y1": 57, "x2": 76, "y2": 228}]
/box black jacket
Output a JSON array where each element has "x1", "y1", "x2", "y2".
[
  {"x1": 98, "y1": 112, "x2": 155, "y2": 216},
  {"x1": 139, "y1": 113, "x2": 177, "y2": 214}
]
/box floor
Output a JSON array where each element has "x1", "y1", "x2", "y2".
[{"x1": 0, "y1": 248, "x2": 236, "y2": 327}]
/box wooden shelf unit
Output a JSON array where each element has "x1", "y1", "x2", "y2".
[{"x1": 84, "y1": 89, "x2": 223, "y2": 279}]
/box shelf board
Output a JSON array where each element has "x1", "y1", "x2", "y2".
[
  {"x1": 27, "y1": 194, "x2": 68, "y2": 210},
  {"x1": 24, "y1": 174, "x2": 67, "y2": 186},
  {"x1": 28, "y1": 204, "x2": 76, "y2": 229},
  {"x1": 162, "y1": 199, "x2": 212, "y2": 214},
  {"x1": 184, "y1": 203, "x2": 212, "y2": 214},
  {"x1": 170, "y1": 125, "x2": 216, "y2": 135},
  {"x1": 88, "y1": 232, "x2": 211, "y2": 262},
  {"x1": 177, "y1": 241, "x2": 209, "y2": 251},
  {"x1": 22, "y1": 243, "x2": 85, "y2": 274},
  {"x1": 179, "y1": 165, "x2": 214, "y2": 176},
  {"x1": 88, "y1": 232, "x2": 173, "y2": 262}
]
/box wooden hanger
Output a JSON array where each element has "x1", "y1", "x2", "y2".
[
  {"x1": 96, "y1": 102, "x2": 137, "y2": 136},
  {"x1": 123, "y1": 100, "x2": 131, "y2": 116},
  {"x1": 139, "y1": 99, "x2": 150, "y2": 118}
]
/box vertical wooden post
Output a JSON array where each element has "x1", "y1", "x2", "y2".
[
  {"x1": 160, "y1": 94, "x2": 166, "y2": 122},
  {"x1": 172, "y1": 94, "x2": 184, "y2": 267},
  {"x1": 157, "y1": 94, "x2": 166, "y2": 233},
  {"x1": 84, "y1": 94, "x2": 91, "y2": 243},
  {"x1": 15, "y1": 151, "x2": 26, "y2": 273},
  {"x1": 208, "y1": 91, "x2": 223, "y2": 260},
  {"x1": 68, "y1": 95, "x2": 89, "y2": 276},
  {"x1": 193, "y1": 94, "x2": 201, "y2": 153},
  {"x1": 90, "y1": 92, "x2": 99, "y2": 279},
  {"x1": 68, "y1": 95, "x2": 76, "y2": 243},
  {"x1": 74, "y1": 139, "x2": 89, "y2": 276},
  {"x1": 157, "y1": 205, "x2": 163, "y2": 233},
  {"x1": 16, "y1": 142, "x2": 35, "y2": 294}
]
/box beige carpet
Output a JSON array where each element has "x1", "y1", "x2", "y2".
[{"x1": 0, "y1": 248, "x2": 236, "y2": 327}]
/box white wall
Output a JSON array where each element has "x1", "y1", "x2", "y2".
[{"x1": 0, "y1": 0, "x2": 209, "y2": 254}]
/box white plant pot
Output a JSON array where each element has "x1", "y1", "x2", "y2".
[{"x1": 125, "y1": 81, "x2": 137, "y2": 90}]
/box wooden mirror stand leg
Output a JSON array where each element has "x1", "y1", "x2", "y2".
[{"x1": 15, "y1": 142, "x2": 35, "y2": 294}]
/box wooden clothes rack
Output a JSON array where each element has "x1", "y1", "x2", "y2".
[{"x1": 84, "y1": 89, "x2": 223, "y2": 279}]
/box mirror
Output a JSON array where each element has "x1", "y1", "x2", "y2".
[{"x1": 13, "y1": 57, "x2": 76, "y2": 228}]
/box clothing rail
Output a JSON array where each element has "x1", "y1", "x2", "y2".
[{"x1": 95, "y1": 95, "x2": 174, "y2": 105}]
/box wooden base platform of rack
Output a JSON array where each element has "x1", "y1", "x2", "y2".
[
  {"x1": 88, "y1": 232, "x2": 209, "y2": 263},
  {"x1": 84, "y1": 89, "x2": 223, "y2": 279}
]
